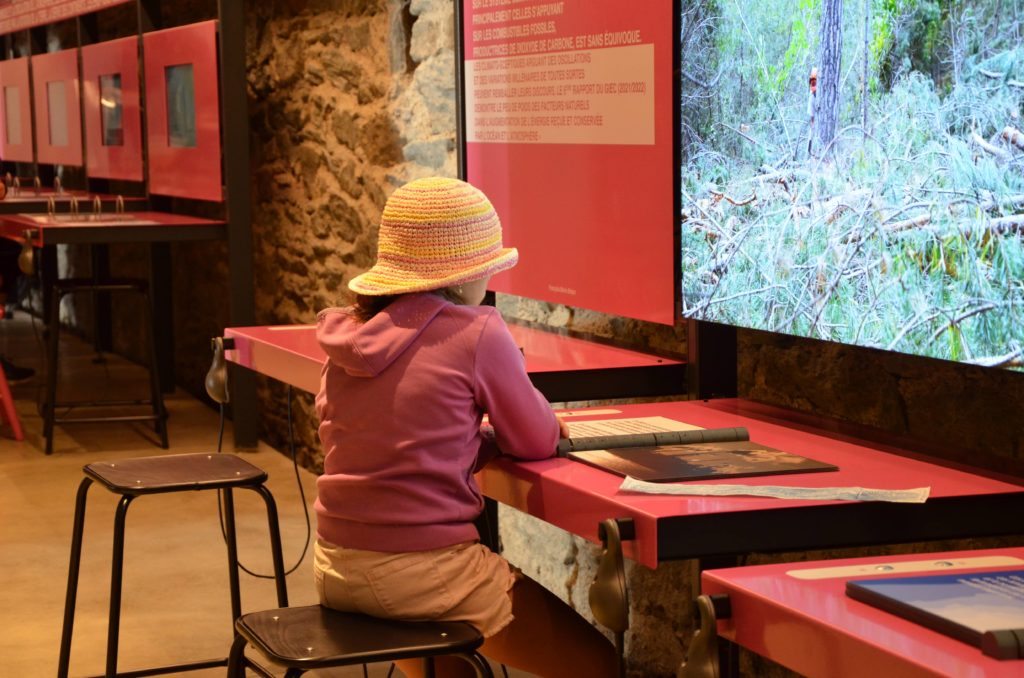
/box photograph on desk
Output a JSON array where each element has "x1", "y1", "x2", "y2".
[
  {"x1": 847, "y1": 570, "x2": 1024, "y2": 660},
  {"x1": 569, "y1": 440, "x2": 837, "y2": 483},
  {"x1": 560, "y1": 416, "x2": 837, "y2": 482}
]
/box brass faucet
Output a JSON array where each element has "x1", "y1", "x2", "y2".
[
  {"x1": 92, "y1": 195, "x2": 102, "y2": 216},
  {"x1": 47, "y1": 196, "x2": 56, "y2": 217},
  {"x1": 115, "y1": 195, "x2": 125, "y2": 214},
  {"x1": 33, "y1": 176, "x2": 41, "y2": 195},
  {"x1": 54, "y1": 176, "x2": 63, "y2": 195},
  {"x1": 12, "y1": 176, "x2": 20, "y2": 196},
  {"x1": 69, "y1": 195, "x2": 79, "y2": 215}
]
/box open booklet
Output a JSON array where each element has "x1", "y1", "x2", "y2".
[{"x1": 558, "y1": 416, "x2": 837, "y2": 483}]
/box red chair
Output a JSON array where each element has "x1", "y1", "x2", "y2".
[{"x1": 0, "y1": 366, "x2": 24, "y2": 441}]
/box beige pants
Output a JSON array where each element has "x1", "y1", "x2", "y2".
[{"x1": 313, "y1": 538, "x2": 518, "y2": 638}]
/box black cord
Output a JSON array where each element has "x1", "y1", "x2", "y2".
[{"x1": 215, "y1": 386, "x2": 312, "y2": 578}]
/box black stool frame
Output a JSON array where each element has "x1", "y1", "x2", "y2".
[
  {"x1": 57, "y1": 470, "x2": 289, "y2": 678},
  {"x1": 44, "y1": 277, "x2": 168, "y2": 455}
]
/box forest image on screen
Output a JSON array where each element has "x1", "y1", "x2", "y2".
[{"x1": 679, "y1": 1, "x2": 1024, "y2": 370}]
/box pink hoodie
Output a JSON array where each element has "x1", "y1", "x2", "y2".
[{"x1": 314, "y1": 292, "x2": 559, "y2": 552}]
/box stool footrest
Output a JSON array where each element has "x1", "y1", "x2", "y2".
[
  {"x1": 55, "y1": 277, "x2": 149, "y2": 294},
  {"x1": 55, "y1": 413, "x2": 162, "y2": 425},
  {"x1": 81, "y1": 656, "x2": 226, "y2": 678}
]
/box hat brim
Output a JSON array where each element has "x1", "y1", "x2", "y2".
[{"x1": 348, "y1": 247, "x2": 519, "y2": 296}]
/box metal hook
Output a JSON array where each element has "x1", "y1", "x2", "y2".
[
  {"x1": 590, "y1": 518, "x2": 634, "y2": 678},
  {"x1": 54, "y1": 175, "x2": 62, "y2": 195},
  {"x1": 47, "y1": 196, "x2": 56, "y2": 217},
  {"x1": 115, "y1": 195, "x2": 125, "y2": 214},
  {"x1": 69, "y1": 195, "x2": 79, "y2": 215},
  {"x1": 677, "y1": 594, "x2": 730, "y2": 678},
  {"x1": 33, "y1": 175, "x2": 41, "y2": 194},
  {"x1": 92, "y1": 195, "x2": 102, "y2": 216}
]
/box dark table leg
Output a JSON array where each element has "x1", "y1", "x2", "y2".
[
  {"x1": 91, "y1": 244, "x2": 112, "y2": 353},
  {"x1": 149, "y1": 242, "x2": 175, "y2": 393}
]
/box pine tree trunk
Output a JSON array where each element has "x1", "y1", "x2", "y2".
[
  {"x1": 817, "y1": 0, "x2": 844, "y2": 150},
  {"x1": 861, "y1": 0, "x2": 870, "y2": 131}
]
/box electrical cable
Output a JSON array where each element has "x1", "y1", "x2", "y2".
[{"x1": 214, "y1": 385, "x2": 312, "y2": 578}]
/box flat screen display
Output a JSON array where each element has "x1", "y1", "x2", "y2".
[
  {"x1": 679, "y1": 1, "x2": 1024, "y2": 369},
  {"x1": 99, "y1": 73, "x2": 124, "y2": 146},
  {"x1": 165, "y1": 63, "x2": 197, "y2": 148}
]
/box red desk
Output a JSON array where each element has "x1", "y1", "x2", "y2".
[
  {"x1": 220, "y1": 326, "x2": 1023, "y2": 570},
  {"x1": 702, "y1": 547, "x2": 1024, "y2": 677},
  {"x1": 1, "y1": 210, "x2": 226, "y2": 390},
  {"x1": 224, "y1": 322, "x2": 685, "y2": 401},
  {"x1": 477, "y1": 400, "x2": 1024, "y2": 569}
]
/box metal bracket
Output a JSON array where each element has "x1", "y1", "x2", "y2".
[
  {"x1": 205, "y1": 337, "x2": 236, "y2": 404},
  {"x1": 589, "y1": 517, "x2": 634, "y2": 678},
  {"x1": 678, "y1": 594, "x2": 731, "y2": 678}
]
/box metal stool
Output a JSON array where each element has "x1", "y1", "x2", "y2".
[
  {"x1": 228, "y1": 605, "x2": 494, "y2": 677},
  {"x1": 57, "y1": 453, "x2": 290, "y2": 678},
  {"x1": 44, "y1": 277, "x2": 167, "y2": 454}
]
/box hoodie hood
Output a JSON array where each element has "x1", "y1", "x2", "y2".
[{"x1": 316, "y1": 293, "x2": 449, "y2": 377}]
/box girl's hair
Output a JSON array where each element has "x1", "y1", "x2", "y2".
[{"x1": 351, "y1": 288, "x2": 464, "y2": 323}]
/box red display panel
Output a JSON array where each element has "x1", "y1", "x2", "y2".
[
  {"x1": 33, "y1": 48, "x2": 83, "y2": 166},
  {"x1": 143, "y1": 20, "x2": 222, "y2": 202},
  {"x1": 82, "y1": 37, "x2": 143, "y2": 181},
  {"x1": 0, "y1": 57, "x2": 34, "y2": 163},
  {"x1": 461, "y1": 0, "x2": 675, "y2": 325}
]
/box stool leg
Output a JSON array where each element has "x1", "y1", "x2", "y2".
[
  {"x1": 43, "y1": 286, "x2": 63, "y2": 455},
  {"x1": 460, "y1": 652, "x2": 496, "y2": 678},
  {"x1": 57, "y1": 478, "x2": 93, "y2": 678},
  {"x1": 222, "y1": 488, "x2": 243, "y2": 624},
  {"x1": 140, "y1": 282, "x2": 168, "y2": 448},
  {"x1": 423, "y1": 657, "x2": 436, "y2": 678},
  {"x1": 253, "y1": 485, "x2": 289, "y2": 606},
  {"x1": 226, "y1": 633, "x2": 248, "y2": 677},
  {"x1": 106, "y1": 494, "x2": 134, "y2": 677}
]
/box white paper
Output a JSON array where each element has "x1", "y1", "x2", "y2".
[
  {"x1": 566, "y1": 416, "x2": 700, "y2": 438},
  {"x1": 620, "y1": 476, "x2": 930, "y2": 503}
]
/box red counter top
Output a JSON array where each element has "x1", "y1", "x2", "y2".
[
  {"x1": 0, "y1": 211, "x2": 225, "y2": 246},
  {"x1": 477, "y1": 401, "x2": 1024, "y2": 568},
  {"x1": 224, "y1": 323, "x2": 683, "y2": 396},
  {"x1": 702, "y1": 547, "x2": 1024, "y2": 677}
]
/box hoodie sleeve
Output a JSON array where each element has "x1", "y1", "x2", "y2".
[{"x1": 473, "y1": 310, "x2": 559, "y2": 460}]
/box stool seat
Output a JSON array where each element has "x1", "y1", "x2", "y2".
[
  {"x1": 234, "y1": 606, "x2": 487, "y2": 671},
  {"x1": 85, "y1": 453, "x2": 268, "y2": 495}
]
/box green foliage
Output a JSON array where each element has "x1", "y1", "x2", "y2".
[{"x1": 680, "y1": 0, "x2": 1024, "y2": 368}]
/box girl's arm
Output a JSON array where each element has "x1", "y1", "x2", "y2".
[{"x1": 473, "y1": 310, "x2": 560, "y2": 460}]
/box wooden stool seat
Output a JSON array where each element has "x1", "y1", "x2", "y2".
[
  {"x1": 84, "y1": 452, "x2": 267, "y2": 494},
  {"x1": 229, "y1": 605, "x2": 493, "y2": 677}
]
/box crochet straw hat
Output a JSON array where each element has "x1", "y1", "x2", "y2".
[{"x1": 348, "y1": 177, "x2": 518, "y2": 296}]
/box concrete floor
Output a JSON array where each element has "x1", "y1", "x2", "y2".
[{"x1": 0, "y1": 312, "x2": 517, "y2": 677}]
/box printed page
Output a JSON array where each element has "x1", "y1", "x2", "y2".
[{"x1": 566, "y1": 416, "x2": 700, "y2": 438}]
